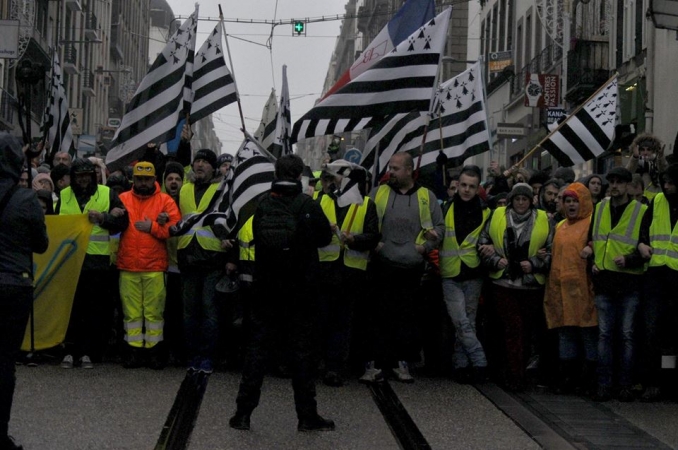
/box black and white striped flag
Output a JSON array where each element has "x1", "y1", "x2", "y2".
[
  {"x1": 189, "y1": 22, "x2": 238, "y2": 124},
  {"x1": 42, "y1": 50, "x2": 74, "y2": 157},
  {"x1": 223, "y1": 132, "x2": 276, "y2": 232},
  {"x1": 106, "y1": 5, "x2": 199, "y2": 171},
  {"x1": 253, "y1": 89, "x2": 278, "y2": 153},
  {"x1": 540, "y1": 75, "x2": 618, "y2": 166},
  {"x1": 361, "y1": 62, "x2": 491, "y2": 176},
  {"x1": 291, "y1": 8, "x2": 451, "y2": 144},
  {"x1": 271, "y1": 65, "x2": 292, "y2": 158}
]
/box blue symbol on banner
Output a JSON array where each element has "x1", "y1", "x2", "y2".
[{"x1": 344, "y1": 148, "x2": 362, "y2": 164}]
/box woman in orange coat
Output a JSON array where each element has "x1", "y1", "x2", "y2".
[{"x1": 544, "y1": 182, "x2": 597, "y2": 394}]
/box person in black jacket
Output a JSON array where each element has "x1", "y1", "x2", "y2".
[
  {"x1": 0, "y1": 133, "x2": 49, "y2": 450},
  {"x1": 230, "y1": 154, "x2": 334, "y2": 432}
]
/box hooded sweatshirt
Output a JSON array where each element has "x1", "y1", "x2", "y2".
[{"x1": 0, "y1": 133, "x2": 49, "y2": 286}]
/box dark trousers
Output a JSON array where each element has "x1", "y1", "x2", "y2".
[
  {"x1": 164, "y1": 271, "x2": 185, "y2": 362},
  {"x1": 365, "y1": 263, "x2": 423, "y2": 367},
  {"x1": 491, "y1": 284, "x2": 546, "y2": 387},
  {"x1": 65, "y1": 269, "x2": 116, "y2": 359},
  {"x1": 0, "y1": 285, "x2": 32, "y2": 438},
  {"x1": 236, "y1": 280, "x2": 319, "y2": 419},
  {"x1": 182, "y1": 268, "x2": 221, "y2": 362}
]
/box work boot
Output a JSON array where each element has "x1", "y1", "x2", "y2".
[
  {"x1": 123, "y1": 349, "x2": 144, "y2": 369},
  {"x1": 229, "y1": 411, "x2": 251, "y2": 430},
  {"x1": 297, "y1": 414, "x2": 335, "y2": 432}
]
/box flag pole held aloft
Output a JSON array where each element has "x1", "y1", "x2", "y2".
[{"x1": 219, "y1": 4, "x2": 247, "y2": 137}]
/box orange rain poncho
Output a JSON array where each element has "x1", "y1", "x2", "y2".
[{"x1": 543, "y1": 182, "x2": 597, "y2": 329}]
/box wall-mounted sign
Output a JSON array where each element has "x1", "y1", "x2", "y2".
[
  {"x1": 497, "y1": 122, "x2": 526, "y2": 139},
  {"x1": 0, "y1": 20, "x2": 19, "y2": 59},
  {"x1": 525, "y1": 73, "x2": 560, "y2": 108},
  {"x1": 488, "y1": 51, "x2": 513, "y2": 73}
]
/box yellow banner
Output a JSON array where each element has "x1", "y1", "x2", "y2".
[{"x1": 22, "y1": 215, "x2": 93, "y2": 351}]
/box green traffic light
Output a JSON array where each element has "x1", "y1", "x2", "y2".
[{"x1": 294, "y1": 21, "x2": 304, "y2": 34}]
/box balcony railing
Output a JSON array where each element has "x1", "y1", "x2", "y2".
[
  {"x1": 82, "y1": 70, "x2": 95, "y2": 97},
  {"x1": 565, "y1": 40, "x2": 610, "y2": 105},
  {"x1": 63, "y1": 45, "x2": 78, "y2": 74},
  {"x1": 510, "y1": 44, "x2": 563, "y2": 99},
  {"x1": 85, "y1": 13, "x2": 99, "y2": 40},
  {"x1": 0, "y1": 88, "x2": 15, "y2": 128}
]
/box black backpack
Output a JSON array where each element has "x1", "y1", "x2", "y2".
[{"x1": 255, "y1": 193, "x2": 310, "y2": 252}]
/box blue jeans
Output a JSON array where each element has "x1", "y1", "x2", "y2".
[
  {"x1": 558, "y1": 326, "x2": 598, "y2": 362},
  {"x1": 594, "y1": 291, "x2": 639, "y2": 387},
  {"x1": 182, "y1": 268, "x2": 221, "y2": 363},
  {"x1": 442, "y1": 278, "x2": 487, "y2": 369}
]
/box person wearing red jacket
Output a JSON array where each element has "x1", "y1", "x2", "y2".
[{"x1": 117, "y1": 162, "x2": 181, "y2": 369}]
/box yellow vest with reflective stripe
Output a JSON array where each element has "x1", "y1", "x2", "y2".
[
  {"x1": 238, "y1": 215, "x2": 255, "y2": 262},
  {"x1": 318, "y1": 194, "x2": 371, "y2": 270},
  {"x1": 440, "y1": 204, "x2": 490, "y2": 278},
  {"x1": 374, "y1": 185, "x2": 432, "y2": 245},
  {"x1": 487, "y1": 207, "x2": 549, "y2": 284},
  {"x1": 592, "y1": 198, "x2": 646, "y2": 274},
  {"x1": 59, "y1": 185, "x2": 111, "y2": 255},
  {"x1": 648, "y1": 193, "x2": 678, "y2": 269},
  {"x1": 177, "y1": 182, "x2": 225, "y2": 252}
]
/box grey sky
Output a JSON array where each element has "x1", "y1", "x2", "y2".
[{"x1": 165, "y1": 0, "x2": 347, "y2": 152}]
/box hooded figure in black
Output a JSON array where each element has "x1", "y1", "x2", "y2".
[
  {"x1": 0, "y1": 133, "x2": 49, "y2": 450},
  {"x1": 55, "y1": 158, "x2": 128, "y2": 369}
]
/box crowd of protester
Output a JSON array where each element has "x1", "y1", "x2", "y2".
[{"x1": 4, "y1": 128, "x2": 678, "y2": 444}]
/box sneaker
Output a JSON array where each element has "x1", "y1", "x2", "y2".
[
  {"x1": 297, "y1": 414, "x2": 335, "y2": 432},
  {"x1": 617, "y1": 386, "x2": 635, "y2": 402},
  {"x1": 198, "y1": 358, "x2": 214, "y2": 374},
  {"x1": 187, "y1": 356, "x2": 201, "y2": 372},
  {"x1": 592, "y1": 385, "x2": 612, "y2": 402},
  {"x1": 359, "y1": 361, "x2": 384, "y2": 384},
  {"x1": 79, "y1": 355, "x2": 94, "y2": 369},
  {"x1": 641, "y1": 386, "x2": 661, "y2": 403},
  {"x1": 60, "y1": 354, "x2": 74, "y2": 369},
  {"x1": 392, "y1": 361, "x2": 414, "y2": 383},
  {"x1": 0, "y1": 435, "x2": 23, "y2": 450}
]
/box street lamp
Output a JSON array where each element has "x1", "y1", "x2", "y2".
[{"x1": 15, "y1": 59, "x2": 45, "y2": 148}]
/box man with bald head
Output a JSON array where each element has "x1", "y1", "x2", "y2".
[{"x1": 360, "y1": 153, "x2": 444, "y2": 383}]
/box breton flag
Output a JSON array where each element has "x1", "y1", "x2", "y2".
[
  {"x1": 271, "y1": 65, "x2": 292, "y2": 158},
  {"x1": 189, "y1": 22, "x2": 238, "y2": 124},
  {"x1": 171, "y1": 170, "x2": 232, "y2": 239},
  {"x1": 321, "y1": 0, "x2": 436, "y2": 100},
  {"x1": 106, "y1": 5, "x2": 199, "y2": 171},
  {"x1": 223, "y1": 132, "x2": 276, "y2": 232},
  {"x1": 539, "y1": 75, "x2": 618, "y2": 166},
  {"x1": 42, "y1": 50, "x2": 74, "y2": 157},
  {"x1": 253, "y1": 89, "x2": 278, "y2": 153},
  {"x1": 323, "y1": 159, "x2": 367, "y2": 207},
  {"x1": 291, "y1": 8, "x2": 452, "y2": 144},
  {"x1": 361, "y1": 62, "x2": 491, "y2": 176}
]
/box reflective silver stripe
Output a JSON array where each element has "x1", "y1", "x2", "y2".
[
  {"x1": 651, "y1": 234, "x2": 671, "y2": 242},
  {"x1": 439, "y1": 248, "x2": 475, "y2": 258},
  {"x1": 319, "y1": 244, "x2": 341, "y2": 253},
  {"x1": 623, "y1": 201, "x2": 643, "y2": 240},
  {"x1": 146, "y1": 321, "x2": 164, "y2": 331},
  {"x1": 465, "y1": 235, "x2": 479, "y2": 245},
  {"x1": 125, "y1": 334, "x2": 143, "y2": 342},
  {"x1": 124, "y1": 321, "x2": 143, "y2": 330},
  {"x1": 90, "y1": 235, "x2": 110, "y2": 242},
  {"x1": 592, "y1": 198, "x2": 608, "y2": 239},
  {"x1": 664, "y1": 249, "x2": 678, "y2": 259},
  {"x1": 445, "y1": 230, "x2": 456, "y2": 238},
  {"x1": 606, "y1": 233, "x2": 639, "y2": 246},
  {"x1": 147, "y1": 334, "x2": 164, "y2": 343},
  {"x1": 238, "y1": 240, "x2": 254, "y2": 248},
  {"x1": 345, "y1": 249, "x2": 369, "y2": 260},
  {"x1": 239, "y1": 273, "x2": 254, "y2": 282}
]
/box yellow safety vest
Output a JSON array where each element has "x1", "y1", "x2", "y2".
[
  {"x1": 592, "y1": 198, "x2": 646, "y2": 274},
  {"x1": 648, "y1": 193, "x2": 678, "y2": 270},
  {"x1": 439, "y1": 204, "x2": 490, "y2": 278},
  {"x1": 487, "y1": 207, "x2": 549, "y2": 284},
  {"x1": 318, "y1": 195, "x2": 371, "y2": 271},
  {"x1": 177, "y1": 182, "x2": 225, "y2": 252},
  {"x1": 374, "y1": 184, "x2": 432, "y2": 245},
  {"x1": 59, "y1": 185, "x2": 111, "y2": 255},
  {"x1": 238, "y1": 215, "x2": 255, "y2": 263}
]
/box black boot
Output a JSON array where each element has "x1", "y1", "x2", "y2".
[
  {"x1": 297, "y1": 414, "x2": 335, "y2": 432},
  {"x1": 229, "y1": 411, "x2": 251, "y2": 430},
  {"x1": 554, "y1": 359, "x2": 578, "y2": 395},
  {"x1": 577, "y1": 359, "x2": 597, "y2": 397}
]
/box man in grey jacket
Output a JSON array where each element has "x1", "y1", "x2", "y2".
[
  {"x1": 360, "y1": 153, "x2": 444, "y2": 383},
  {"x1": 0, "y1": 134, "x2": 49, "y2": 450}
]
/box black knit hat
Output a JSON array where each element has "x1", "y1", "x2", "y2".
[
  {"x1": 164, "y1": 161, "x2": 184, "y2": 181},
  {"x1": 605, "y1": 167, "x2": 632, "y2": 183},
  {"x1": 193, "y1": 149, "x2": 217, "y2": 169}
]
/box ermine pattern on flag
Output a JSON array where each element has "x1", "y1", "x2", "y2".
[
  {"x1": 540, "y1": 76, "x2": 618, "y2": 166},
  {"x1": 105, "y1": 6, "x2": 199, "y2": 171},
  {"x1": 42, "y1": 51, "x2": 74, "y2": 156},
  {"x1": 271, "y1": 65, "x2": 292, "y2": 158},
  {"x1": 189, "y1": 23, "x2": 238, "y2": 123},
  {"x1": 254, "y1": 89, "x2": 278, "y2": 153},
  {"x1": 291, "y1": 8, "x2": 452, "y2": 144}
]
